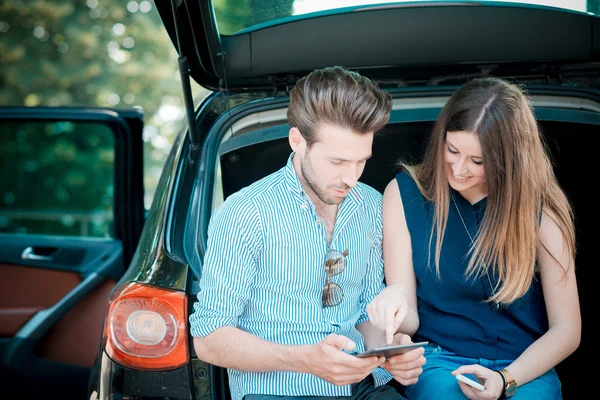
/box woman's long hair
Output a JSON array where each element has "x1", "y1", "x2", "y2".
[{"x1": 402, "y1": 77, "x2": 575, "y2": 304}]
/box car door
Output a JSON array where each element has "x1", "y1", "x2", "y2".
[{"x1": 0, "y1": 107, "x2": 145, "y2": 399}]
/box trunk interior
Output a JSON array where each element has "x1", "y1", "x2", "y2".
[{"x1": 214, "y1": 115, "x2": 596, "y2": 399}]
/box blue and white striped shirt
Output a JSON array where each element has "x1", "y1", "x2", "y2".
[{"x1": 189, "y1": 153, "x2": 392, "y2": 400}]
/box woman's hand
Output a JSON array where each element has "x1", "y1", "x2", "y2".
[
  {"x1": 366, "y1": 285, "x2": 408, "y2": 345},
  {"x1": 452, "y1": 365, "x2": 505, "y2": 399}
]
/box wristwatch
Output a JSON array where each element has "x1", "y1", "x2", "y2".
[{"x1": 498, "y1": 368, "x2": 517, "y2": 397}]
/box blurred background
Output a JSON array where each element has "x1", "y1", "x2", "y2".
[
  {"x1": 1, "y1": 0, "x2": 209, "y2": 217},
  {"x1": 0, "y1": 0, "x2": 294, "y2": 237},
  {"x1": 0, "y1": 0, "x2": 597, "y2": 237}
]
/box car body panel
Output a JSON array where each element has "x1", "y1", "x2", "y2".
[
  {"x1": 95, "y1": 350, "x2": 194, "y2": 399},
  {"x1": 119, "y1": 119, "x2": 189, "y2": 292},
  {"x1": 156, "y1": 1, "x2": 600, "y2": 89}
]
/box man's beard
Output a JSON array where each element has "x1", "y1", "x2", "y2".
[{"x1": 300, "y1": 154, "x2": 349, "y2": 206}]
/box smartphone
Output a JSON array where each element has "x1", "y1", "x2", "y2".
[
  {"x1": 354, "y1": 341, "x2": 428, "y2": 359},
  {"x1": 455, "y1": 373, "x2": 485, "y2": 391}
]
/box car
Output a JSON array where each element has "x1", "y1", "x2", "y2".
[{"x1": 1, "y1": 1, "x2": 598, "y2": 399}]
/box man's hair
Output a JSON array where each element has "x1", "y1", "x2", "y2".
[{"x1": 287, "y1": 66, "x2": 392, "y2": 145}]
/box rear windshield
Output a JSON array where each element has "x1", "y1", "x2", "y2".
[{"x1": 213, "y1": 0, "x2": 598, "y2": 35}]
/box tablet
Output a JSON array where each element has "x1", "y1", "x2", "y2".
[{"x1": 355, "y1": 341, "x2": 428, "y2": 359}]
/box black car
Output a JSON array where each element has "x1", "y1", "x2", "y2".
[{"x1": 1, "y1": 1, "x2": 598, "y2": 399}]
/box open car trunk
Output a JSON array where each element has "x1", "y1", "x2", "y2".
[{"x1": 207, "y1": 94, "x2": 598, "y2": 399}]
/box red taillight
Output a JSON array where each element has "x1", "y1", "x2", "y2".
[{"x1": 104, "y1": 282, "x2": 189, "y2": 370}]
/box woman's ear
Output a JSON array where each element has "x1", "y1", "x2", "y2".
[{"x1": 289, "y1": 127, "x2": 306, "y2": 154}]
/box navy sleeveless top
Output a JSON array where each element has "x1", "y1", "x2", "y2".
[{"x1": 396, "y1": 171, "x2": 548, "y2": 360}]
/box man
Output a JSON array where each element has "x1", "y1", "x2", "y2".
[{"x1": 189, "y1": 66, "x2": 425, "y2": 400}]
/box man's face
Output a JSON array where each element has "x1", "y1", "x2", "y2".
[{"x1": 294, "y1": 123, "x2": 373, "y2": 206}]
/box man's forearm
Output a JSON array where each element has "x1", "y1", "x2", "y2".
[{"x1": 194, "y1": 326, "x2": 312, "y2": 373}]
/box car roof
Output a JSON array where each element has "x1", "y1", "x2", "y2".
[{"x1": 156, "y1": 1, "x2": 600, "y2": 91}]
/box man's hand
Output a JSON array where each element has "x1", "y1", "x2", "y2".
[
  {"x1": 366, "y1": 285, "x2": 408, "y2": 345},
  {"x1": 302, "y1": 334, "x2": 385, "y2": 386},
  {"x1": 381, "y1": 333, "x2": 426, "y2": 386}
]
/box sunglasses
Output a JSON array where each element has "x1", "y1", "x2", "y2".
[{"x1": 322, "y1": 248, "x2": 348, "y2": 307}]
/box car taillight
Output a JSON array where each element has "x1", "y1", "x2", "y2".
[{"x1": 104, "y1": 281, "x2": 189, "y2": 370}]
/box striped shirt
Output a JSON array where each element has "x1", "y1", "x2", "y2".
[{"x1": 189, "y1": 153, "x2": 392, "y2": 400}]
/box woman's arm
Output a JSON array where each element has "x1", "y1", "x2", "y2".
[
  {"x1": 367, "y1": 178, "x2": 420, "y2": 340},
  {"x1": 383, "y1": 178, "x2": 419, "y2": 335}
]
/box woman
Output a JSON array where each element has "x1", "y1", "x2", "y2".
[{"x1": 367, "y1": 77, "x2": 580, "y2": 399}]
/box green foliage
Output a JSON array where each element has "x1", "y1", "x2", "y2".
[
  {"x1": 213, "y1": 0, "x2": 294, "y2": 35},
  {"x1": 0, "y1": 0, "x2": 183, "y2": 109},
  {"x1": 0, "y1": 121, "x2": 115, "y2": 237},
  {"x1": 0, "y1": 0, "x2": 296, "y2": 237},
  {"x1": 0, "y1": 0, "x2": 208, "y2": 230},
  {"x1": 0, "y1": 0, "x2": 295, "y2": 237}
]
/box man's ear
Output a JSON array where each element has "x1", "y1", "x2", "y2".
[{"x1": 289, "y1": 127, "x2": 306, "y2": 154}]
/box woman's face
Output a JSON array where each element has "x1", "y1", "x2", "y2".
[{"x1": 444, "y1": 130, "x2": 488, "y2": 202}]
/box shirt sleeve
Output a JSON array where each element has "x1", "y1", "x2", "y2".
[
  {"x1": 189, "y1": 191, "x2": 262, "y2": 338},
  {"x1": 356, "y1": 196, "x2": 385, "y2": 326}
]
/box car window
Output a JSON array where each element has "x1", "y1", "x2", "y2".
[
  {"x1": 0, "y1": 120, "x2": 115, "y2": 238},
  {"x1": 213, "y1": 0, "x2": 599, "y2": 35}
]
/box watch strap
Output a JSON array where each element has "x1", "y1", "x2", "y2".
[{"x1": 498, "y1": 368, "x2": 517, "y2": 397}]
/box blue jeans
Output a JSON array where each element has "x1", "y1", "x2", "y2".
[{"x1": 404, "y1": 343, "x2": 562, "y2": 400}]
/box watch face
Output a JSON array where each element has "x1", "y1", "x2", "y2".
[{"x1": 506, "y1": 383, "x2": 517, "y2": 396}]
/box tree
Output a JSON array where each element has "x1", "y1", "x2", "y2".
[
  {"x1": 0, "y1": 0, "x2": 191, "y2": 109},
  {"x1": 0, "y1": 0, "x2": 207, "y2": 230},
  {"x1": 0, "y1": 0, "x2": 297, "y2": 236}
]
